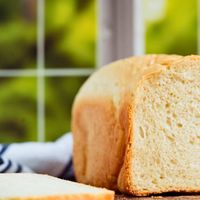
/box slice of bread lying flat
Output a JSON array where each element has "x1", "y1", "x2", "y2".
[
  {"x1": 72, "y1": 55, "x2": 200, "y2": 196},
  {"x1": 0, "y1": 173, "x2": 114, "y2": 200}
]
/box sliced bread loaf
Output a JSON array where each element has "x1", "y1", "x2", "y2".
[
  {"x1": 72, "y1": 55, "x2": 200, "y2": 196},
  {"x1": 0, "y1": 173, "x2": 114, "y2": 200}
]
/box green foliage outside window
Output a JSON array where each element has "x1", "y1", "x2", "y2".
[{"x1": 145, "y1": 0, "x2": 197, "y2": 55}]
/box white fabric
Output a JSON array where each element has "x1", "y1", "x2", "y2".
[{"x1": 0, "y1": 133, "x2": 73, "y2": 179}]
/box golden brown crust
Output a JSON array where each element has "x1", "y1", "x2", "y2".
[
  {"x1": 72, "y1": 54, "x2": 200, "y2": 196},
  {"x1": 73, "y1": 96, "x2": 128, "y2": 189},
  {"x1": 117, "y1": 94, "x2": 135, "y2": 194},
  {"x1": 5, "y1": 193, "x2": 114, "y2": 200}
]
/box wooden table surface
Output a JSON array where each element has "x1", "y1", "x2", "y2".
[{"x1": 115, "y1": 194, "x2": 200, "y2": 200}]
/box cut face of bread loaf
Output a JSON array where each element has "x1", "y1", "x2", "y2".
[
  {"x1": 72, "y1": 55, "x2": 200, "y2": 196},
  {"x1": 0, "y1": 173, "x2": 114, "y2": 200}
]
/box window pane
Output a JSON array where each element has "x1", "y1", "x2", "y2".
[
  {"x1": 45, "y1": 76, "x2": 88, "y2": 141},
  {"x1": 0, "y1": 77, "x2": 37, "y2": 142},
  {"x1": 144, "y1": 0, "x2": 198, "y2": 55},
  {"x1": 0, "y1": 0, "x2": 37, "y2": 69},
  {"x1": 45, "y1": 0, "x2": 96, "y2": 68}
]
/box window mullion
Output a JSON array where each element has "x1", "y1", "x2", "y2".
[
  {"x1": 37, "y1": 0, "x2": 45, "y2": 142},
  {"x1": 97, "y1": 0, "x2": 145, "y2": 67}
]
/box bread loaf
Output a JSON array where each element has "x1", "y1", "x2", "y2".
[
  {"x1": 0, "y1": 173, "x2": 114, "y2": 200},
  {"x1": 72, "y1": 55, "x2": 200, "y2": 196}
]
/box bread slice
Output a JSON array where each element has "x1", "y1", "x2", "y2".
[
  {"x1": 72, "y1": 55, "x2": 200, "y2": 196},
  {"x1": 0, "y1": 173, "x2": 114, "y2": 199}
]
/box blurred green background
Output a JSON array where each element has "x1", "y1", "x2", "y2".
[
  {"x1": 0, "y1": 0, "x2": 198, "y2": 142},
  {"x1": 145, "y1": 0, "x2": 198, "y2": 55},
  {"x1": 0, "y1": 0, "x2": 96, "y2": 142}
]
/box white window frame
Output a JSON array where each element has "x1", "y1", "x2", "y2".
[{"x1": 97, "y1": 0, "x2": 145, "y2": 67}]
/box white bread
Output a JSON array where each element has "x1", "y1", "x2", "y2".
[
  {"x1": 0, "y1": 173, "x2": 114, "y2": 200},
  {"x1": 72, "y1": 55, "x2": 200, "y2": 196}
]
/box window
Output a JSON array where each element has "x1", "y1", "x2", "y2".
[
  {"x1": 0, "y1": 0, "x2": 96, "y2": 142},
  {"x1": 0, "y1": 0, "x2": 199, "y2": 142}
]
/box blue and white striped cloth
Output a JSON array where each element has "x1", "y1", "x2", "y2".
[{"x1": 0, "y1": 133, "x2": 74, "y2": 180}]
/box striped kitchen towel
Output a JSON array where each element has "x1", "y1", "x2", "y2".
[{"x1": 0, "y1": 133, "x2": 74, "y2": 180}]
